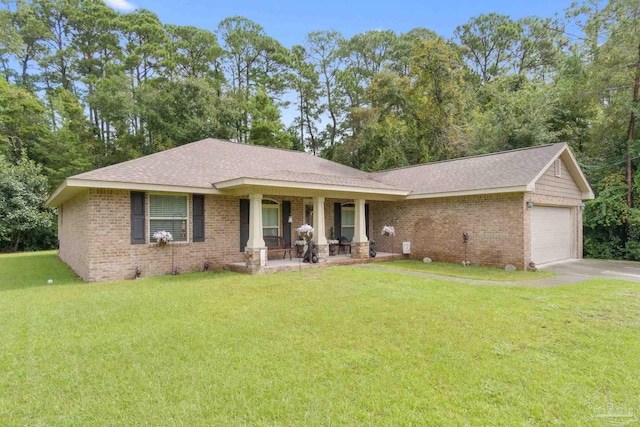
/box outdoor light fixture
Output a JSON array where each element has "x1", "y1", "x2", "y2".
[
  {"x1": 580, "y1": 203, "x2": 586, "y2": 212},
  {"x1": 288, "y1": 214, "x2": 293, "y2": 223},
  {"x1": 526, "y1": 199, "x2": 534, "y2": 210}
]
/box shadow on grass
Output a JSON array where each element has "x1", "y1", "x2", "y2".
[{"x1": 0, "y1": 251, "x2": 83, "y2": 292}]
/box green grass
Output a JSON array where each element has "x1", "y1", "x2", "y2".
[
  {"x1": 379, "y1": 259, "x2": 557, "y2": 282},
  {"x1": 1, "y1": 252, "x2": 639, "y2": 425}
]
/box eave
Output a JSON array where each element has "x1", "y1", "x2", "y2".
[
  {"x1": 46, "y1": 178, "x2": 221, "y2": 207},
  {"x1": 213, "y1": 177, "x2": 410, "y2": 201},
  {"x1": 405, "y1": 185, "x2": 530, "y2": 200}
]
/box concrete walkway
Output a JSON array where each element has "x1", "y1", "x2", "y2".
[{"x1": 357, "y1": 265, "x2": 589, "y2": 288}]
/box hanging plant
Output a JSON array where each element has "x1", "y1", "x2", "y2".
[
  {"x1": 381, "y1": 225, "x2": 395, "y2": 236},
  {"x1": 296, "y1": 224, "x2": 314, "y2": 238},
  {"x1": 153, "y1": 230, "x2": 173, "y2": 246}
]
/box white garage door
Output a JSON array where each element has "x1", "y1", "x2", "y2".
[{"x1": 531, "y1": 206, "x2": 573, "y2": 265}]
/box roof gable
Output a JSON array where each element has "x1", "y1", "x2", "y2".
[{"x1": 371, "y1": 143, "x2": 585, "y2": 197}]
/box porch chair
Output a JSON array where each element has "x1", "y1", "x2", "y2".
[{"x1": 338, "y1": 236, "x2": 351, "y2": 255}]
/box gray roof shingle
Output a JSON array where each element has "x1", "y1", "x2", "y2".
[
  {"x1": 73, "y1": 138, "x2": 390, "y2": 190},
  {"x1": 370, "y1": 143, "x2": 567, "y2": 195},
  {"x1": 68, "y1": 139, "x2": 570, "y2": 195}
]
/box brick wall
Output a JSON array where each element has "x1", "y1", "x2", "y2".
[
  {"x1": 61, "y1": 186, "x2": 584, "y2": 280},
  {"x1": 370, "y1": 193, "x2": 527, "y2": 269},
  {"x1": 64, "y1": 189, "x2": 245, "y2": 281},
  {"x1": 58, "y1": 191, "x2": 90, "y2": 280}
]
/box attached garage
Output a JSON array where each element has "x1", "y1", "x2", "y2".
[{"x1": 531, "y1": 206, "x2": 574, "y2": 265}]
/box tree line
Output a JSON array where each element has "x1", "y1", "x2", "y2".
[{"x1": 0, "y1": 0, "x2": 639, "y2": 260}]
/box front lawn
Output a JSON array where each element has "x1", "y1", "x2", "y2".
[
  {"x1": 379, "y1": 259, "x2": 557, "y2": 282},
  {"x1": 0, "y1": 252, "x2": 638, "y2": 425}
]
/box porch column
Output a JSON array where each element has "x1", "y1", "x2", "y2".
[
  {"x1": 352, "y1": 198, "x2": 369, "y2": 259},
  {"x1": 245, "y1": 193, "x2": 266, "y2": 272},
  {"x1": 313, "y1": 196, "x2": 329, "y2": 262}
]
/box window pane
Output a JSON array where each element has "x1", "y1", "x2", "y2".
[
  {"x1": 262, "y1": 206, "x2": 278, "y2": 228},
  {"x1": 342, "y1": 209, "x2": 355, "y2": 226},
  {"x1": 150, "y1": 219, "x2": 187, "y2": 242},
  {"x1": 341, "y1": 226, "x2": 354, "y2": 241},
  {"x1": 150, "y1": 195, "x2": 187, "y2": 218},
  {"x1": 263, "y1": 227, "x2": 279, "y2": 237}
]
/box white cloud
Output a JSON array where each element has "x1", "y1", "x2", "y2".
[{"x1": 104, "y1": 0, "x2": 136, "y2": 12}]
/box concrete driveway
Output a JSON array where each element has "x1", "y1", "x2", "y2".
[{"x1": 538, "y1": 259, "x2": 640, "y2": 283}]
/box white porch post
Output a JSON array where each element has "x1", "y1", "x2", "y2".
[
  {"x1": 313, "y1": 196, "x2": 329, "y2": 262},
  {"x1": 245, "y1": 193, "x2": 266, "y2": 272},
  {"x1": 313, "y1": 196, "x2": 327, "y2": 245},
  {"x1": 246, "y1": 193, "x2": 265, "y2": 248},
  {"x1": 353, "y1": 198, "x2": 368, "y2": 243},
  {"x1": 352, "y1": 198, "x2": 369, "y2": 259}
]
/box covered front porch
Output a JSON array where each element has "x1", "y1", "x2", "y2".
[
  {"x1": 225, "y1": 251, "x2": 403, "y2": 274},
  {"x1": 214, "y1": 176, "x2": 408, "y2": 274}
]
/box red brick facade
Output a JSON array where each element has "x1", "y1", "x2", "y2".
[
  {"x1": 58, "y1": 159, "x2": 584, "y2": 281},
  {"x1": 370, "y1": 193, "x2": 528, "y2": 268}
]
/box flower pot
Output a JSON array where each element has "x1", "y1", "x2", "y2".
[{"x1": 329, "y1": 243, "x2": 338, "y2": 256}]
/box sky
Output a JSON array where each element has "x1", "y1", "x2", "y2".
[{"x1": 104, "y1": 0, "x2": 575, "y2": 45}]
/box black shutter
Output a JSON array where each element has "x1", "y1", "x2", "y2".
[
  {"x1": 240, "y1": 199, "x2": 249, "y2": 252},
  {"x1": 282, "y1": 200, "x2": 291, "y2": 247},
  {"x1": 365, "y1": 203, "x2": 370, "y2": 240},
  {"x1": 334, "y1": 203, "x2": 342, "y2": 239},
  {"x1": 193, "y1": 195, "x2": 205, "y2": 242},
  {"x1": 131, "y1": 191, "x2": 145, "y2": 244}
]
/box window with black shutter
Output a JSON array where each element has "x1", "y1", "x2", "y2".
[
  {"x1": 131, "y1": 192, "x2": 146, "y2": 244},
  {"x1": 240, "y1": 199, "x2": 249, "y2": 252},
  {"x1": 193, "y1": 195, "x2": 205, "y2": 242}
]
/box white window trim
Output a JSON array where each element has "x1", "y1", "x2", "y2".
[
  {"x1": 148, "y1": 193, "x2": 190, "y2": 244},
  {"x1": 341, "y1": 202, "x2": 355, "y2": 240},
  {"x1": 262, "y1": 198, "x2": 280, "y2": 237}
]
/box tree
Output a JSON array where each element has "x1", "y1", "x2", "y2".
[
  {"x1": 305, "y1": 30, "x2": 345, "y2": 149},
  {"x1": 289, "y1": 44, "x2": 322, "y2": 154},
  {"x1": 0, "y1": 154, "x2": 54, "y2": 251},
  {"x1": 164, "y1": 24, "x2": 222, "y2": 80},
  {"x1": 454, "y1": 13, "x2": 520, "y2": 83},
  {"x1": 0, "y1": 77, "x2": 50, "y2": 162}
]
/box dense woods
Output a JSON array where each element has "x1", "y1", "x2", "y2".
[{"x1": 0, "y1": 0, "x2": 639, "y2": 259}]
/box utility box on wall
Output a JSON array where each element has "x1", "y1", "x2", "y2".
[{"x1": 402, "y1": 241, "x2": 411, "y2": 254}]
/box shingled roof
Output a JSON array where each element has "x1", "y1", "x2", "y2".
[
  {"x1": 47, "y1": 139, "x2": 593, "y2": 206},
  {"x1": 72, "y1": 138, "x2": 376, "y2": 188},
  {"x1": 371, "y1": 143, "x2": 587, "y2": 197}
]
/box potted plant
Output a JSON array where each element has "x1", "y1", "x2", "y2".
[
  {"x1": 294, "y1": 237, "x2": 306, "y2": 257},
  {"x1": 153, "y1": 230, "x2": 173, "y2": 246},
  {"x1": 328, "y1": 239, "x2": 339, "y2": 255}
]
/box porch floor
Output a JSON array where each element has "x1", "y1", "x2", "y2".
[{"x1": 225, "y1": 252, "x2": 403, "y2": 274}]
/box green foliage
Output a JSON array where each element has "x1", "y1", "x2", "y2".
[
  {"x1": 0, "y1": 0, "x2": 639, "y2": 259},
  {"x1": 468, "y1": 76, "x2": 559, "y2": 153},
  {"x1": 0, "y1": 77, "x2": 50, "y2": 162},
  {"x1": 0, "y1": 155, "x2": 55, "y2": 251}
]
